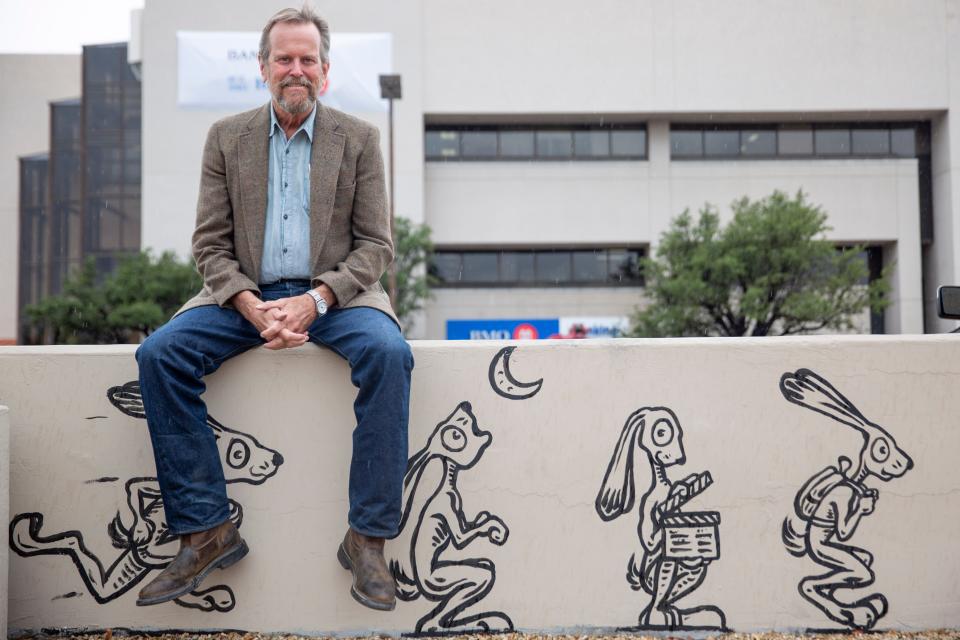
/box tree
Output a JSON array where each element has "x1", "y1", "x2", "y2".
[
  {"x1": 380, "y1": 216, "x2": 435, "y2": 333},
  {"x1": 24, "y1": 251, "x2": 202, "y2": 344},
  {"x1": 631, "y1": 191, "x2": 889, "y2": 337}
]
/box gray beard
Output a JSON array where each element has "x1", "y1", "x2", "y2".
[{"x1": 277, "y1": 93, "x2": 316, "y2": 114}]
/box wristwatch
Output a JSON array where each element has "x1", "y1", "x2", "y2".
[{"x1": 306, "y1": 289, "x2": 328, "y2": 317}]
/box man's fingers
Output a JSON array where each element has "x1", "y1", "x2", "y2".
[
  {"x1": 263, "y1": 328, "x2": 308, "y2": 350},
  {"x1": 256, "y1": 299, "x2": 285, "y2": 310}
]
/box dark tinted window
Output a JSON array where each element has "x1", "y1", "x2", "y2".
[
  {"x1": 671, "y1": 130, "x2": 703, "y2": 157},
  {"x1": 500, "y1": 251, "x2": 536, "y2": 282},
  {"x1": 704, "y1": 130, "x2": 739, "y2": 157},
  {"x1": 815, "y1": 129, "x2": 851, "y2": 155},
  {"x1": 573, "y1": 250, "x2": 607, "y2": 282},
  {"x1": 431, "y1": 248, "x2": 645, "y2": 287},
  {"x1": 499, "y1": 131, "x2": 535, "y2": 157},
  {"x1": 536, "y1": 252, "x2": 571, "y2": 282},
  {"x1": 574, "y1": 130, "x2": 610, "y2": 157},
  {"x1": 741, "y1": 130, "x2": 776, "y2": 156},
  {"x1": 536, "y1": 131, "x2": 572, "y2": 158},
  {"x1": 890, "y1": 128, "x2": 916, "y2": 157},
  {"x1": 460, "y1": 131, "x2": 497, "y2": 157},
  {"x1": 461, "y1": 252, "x2": 499, "y2": 282},
  {"x1": 778, "y1": 128, "x2": 814, "y2": 155},
  {"x1": 608, "y1": 249, "x2": 642, "y2": 284},
  {"x1": 611, "y1": 130, "x2": 646, "y2": 157},
  {"x1": 431, "y1": 252, "x2": 462, "y2": 282},
  {"x1": 852, "y1": 129, "x2": 890, "y2": 155},
  {"x1": 425, "y1": 131, "x2": 459, "y2": 158}
]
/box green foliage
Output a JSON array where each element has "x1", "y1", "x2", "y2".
[
  {"x1": 24, "y1": 251, "x2": 202, "y2": 344},
  {"x1": 380, "y1": 216, "x2": 435, "y2": 333},
  {"x1": 631, "y1": 191, "x2": 890, "y2": 337}
]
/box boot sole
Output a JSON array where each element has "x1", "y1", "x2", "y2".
[
  {"x1": 337, "y1": 543, "x2": 396, "y2": 611},
  {"x1": 136, "y1": 539, "x2": 249, "y2": 606}
]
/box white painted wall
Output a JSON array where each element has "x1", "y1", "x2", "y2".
[
  {"x1": 1, "y1": 338, "x2": 959, "y2": 634},
  {"x1": 0, "y1": 54, "x2": 81, "y2": 345},
  {"x1": 0, "y1": 405, "x2": 9, "y2": 637},
  {"x1": 420, "y1": 0, "x2": 949, "y2": 114}
]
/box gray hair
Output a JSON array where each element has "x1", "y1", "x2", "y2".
[{"x1": 259, "y1": 5, "x2": 331, "y2": 65}]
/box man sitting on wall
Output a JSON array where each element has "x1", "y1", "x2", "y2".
[{"x1": 133, "y1": 5, "x2": 412, "y2": 612}]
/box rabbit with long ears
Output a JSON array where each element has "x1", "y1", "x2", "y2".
[
  {"x1": 388, "y1": 402, "x2": 512, "y2": 634},
  {"x1": 596, "y1": 407, "x2": 725, "y2": 630},
  {"x1": 780, "y1": 369, "x2": 913, "y2": 631}
]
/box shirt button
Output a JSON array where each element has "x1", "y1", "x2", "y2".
[
  {"x1": 284, "y1": 181, "x2": 288, "y2": 188},
  {"x1": 283, "y1": 248, "x2": 288, "y2": 254},
  {"x1": 285, "y1": 149, "x2": 289, "y2": 155},
  {"x1": 283, "y1": 214, "x2": 288, "y2": 220}
]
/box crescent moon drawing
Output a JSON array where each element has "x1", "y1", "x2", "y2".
[{"x1": 488, "y1": 346, "x2": 543, "y2": 400}]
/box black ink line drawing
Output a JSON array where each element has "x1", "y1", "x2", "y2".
[
  {"x1": 9, "y1": 380, "x2": 284, "y2": 612},
  {"x1": 596, "y1": 407, "x2": 726, "y2": 631},
  {"x1": 780, "y1": 368, "x2": 913, "y2": 631},
  {"x1": 488, "y1": 347, "x2": 543, "y2": 400},
  {"x1": 388, "y1": 401, "x2": 513, "y2": 635}
]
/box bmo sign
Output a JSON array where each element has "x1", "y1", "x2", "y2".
[
  {"x1": 447, "y1": 317, "x2": 629, "y2": 340},
  {"x1": 447, "y1": 319, "x2": 559, "y2": 341}
]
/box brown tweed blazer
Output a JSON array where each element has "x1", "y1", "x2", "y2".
[{"x1": 177, "y1": 102, "x2": 397, "y2": 324}]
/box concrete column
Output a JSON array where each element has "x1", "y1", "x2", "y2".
[{"x1": 925, "y1": 1, "x2": 960, "y2": 332}]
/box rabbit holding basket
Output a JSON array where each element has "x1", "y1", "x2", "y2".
[
  {"x1": 596, "y1": 407, "x2": 725, "y2": 630},
  {"x1": 780, "y1": 369, "x2": 913, "y2": 631}
]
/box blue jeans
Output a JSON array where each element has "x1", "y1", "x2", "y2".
[{"x1": 135, "y1": 281, "x2": 412, "y2": 538}]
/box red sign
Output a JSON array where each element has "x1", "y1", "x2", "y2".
[{"x1": 512, "y1": 323, "x2": 539, "y2": 340}]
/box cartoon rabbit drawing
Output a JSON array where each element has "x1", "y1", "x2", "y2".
[
  {"x1": 596, "y1": 407, "x2": 726, "y2": 631},
  {"x1": 388, "y1": 401, "x2": 513, "y2": 634},
  {"x1": 780, "y1": 369, "x2": 913, "y2": 631},
  {"x1": 9, "y1": 381, "x2": 283, "y2": 612}
]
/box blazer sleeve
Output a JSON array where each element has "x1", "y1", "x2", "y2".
[
  {"x1": 192, "y1": 120, "x2": 259, "y2": 306},
  {"x1": 314, "y1": 125, "x2": 394, "y2": 307}
]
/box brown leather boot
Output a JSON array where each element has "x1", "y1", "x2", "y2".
[
  {"x1": 337, "y1": 528, "x2": 396, "y2": 611},
  {"x1": 136, "y1": 519, "x2": 248, "y2": 606}
]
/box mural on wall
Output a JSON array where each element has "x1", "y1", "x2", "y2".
[
  {"x1": 488, "y1": 346, "x2": 543, "y2": 400},
  {"x1": 596, "y1": 407, "x2": 726, "y2": 631},
  {"x1": 780, "y1": 368, "x2": 913, "y2": 631},
  {"x1": 9, "y1": 380, "x2": 284, "y2": 612},
  {"x1": 388, "y1": 401, "x2": 513, "y2": 635}
]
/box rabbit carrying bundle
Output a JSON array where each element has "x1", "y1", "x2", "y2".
[{"x1": 780, "y1": 369, "x2": 913, "y2": 631}]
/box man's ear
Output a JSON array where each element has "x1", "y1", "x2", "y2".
[{"x1": 258, "y1": 55, "x2": 268, "y2": 83}]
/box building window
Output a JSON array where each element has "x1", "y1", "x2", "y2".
[
  {"x1": 430, "y1": 248, "x2": 645, "y2": 287},
  {"x1": 671, "y1": 123, "x2": 922, "y2": 160},
  {"x1": 425, "y1": 125, "x2": 647, "y2": 161}
]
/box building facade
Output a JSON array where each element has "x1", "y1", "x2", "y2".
[
  {"x1": 0, "y1": 54, "x2": 80, "y2": 344},
  {"x1": 14, "y1": 43, "x2": 142, "y2": 343},
  {"x1": 130, "y1": 0, "x2": 959, "y2": 337}
]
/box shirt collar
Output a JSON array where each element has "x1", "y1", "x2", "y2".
[{"x1": 269, "y1": 102, "x2": 318, "y2": 141}]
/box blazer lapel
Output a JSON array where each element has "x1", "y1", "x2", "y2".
[
  {"x1": 310, "y1": 104, "x2": 345, "y2": 273},
  {"x1": 238, "y1": 105, "x2": 272, "y2": 284}
]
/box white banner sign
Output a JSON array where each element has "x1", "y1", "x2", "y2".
[
  {"x1": 177, "y1": 31, "x2": 392, "y2": 113},
  {"x1": 559, "y1": 316, "x2": 630, "y2": 338}
]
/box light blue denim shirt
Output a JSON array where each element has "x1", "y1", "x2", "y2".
[{"x1": 259, "y1": 104, "x2": 317, "y2": 285}]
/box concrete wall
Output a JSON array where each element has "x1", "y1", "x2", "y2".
[
  {"x1": 0, "y1": 405, "x2": 9, "y2": 637},
  {"x1": 0, "y1": 54, "x2": 81, "y2": 345},
  {"x1": 1, "y1": 337, "x2": 959, "y2": 635}
]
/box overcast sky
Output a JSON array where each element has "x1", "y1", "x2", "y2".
[{"x1": 0, "y1": 0, "x2": 144, "y2": 54}]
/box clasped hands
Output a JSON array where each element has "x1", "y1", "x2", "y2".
[{"x1": 232, "y1": 286, "x2": 336, "y2": 350}]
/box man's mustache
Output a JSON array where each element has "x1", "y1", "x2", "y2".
[{"x1": 279, "y1": 77, "x2": 314, "y2": 89}]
